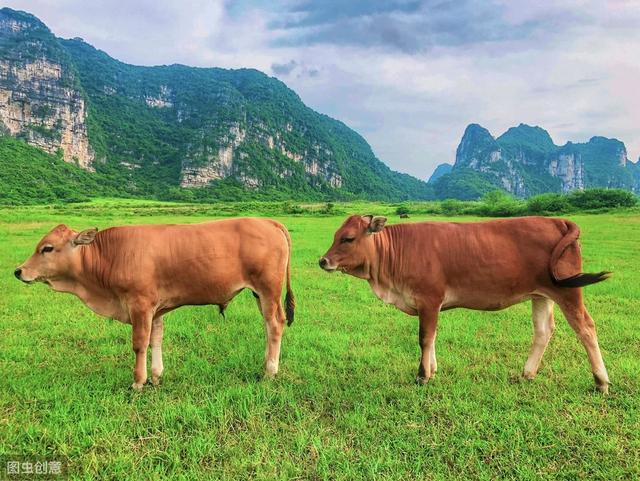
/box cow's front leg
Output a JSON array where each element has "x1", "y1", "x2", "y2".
[
  {"x1": 416, "y1": 301, "x2": 440, "y2": 385},
  {"x1": 257, "y1": 292, "x2": 285, "y2": 378},
  {"x1": 130, "y1": 305, "x2": 153, "y2": 391},
  {"x1": 150, "y1": 315, "x2": 164, "y2": 386}
]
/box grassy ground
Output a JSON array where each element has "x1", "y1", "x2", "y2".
[{"x1": 1, "y1": 201, "x2": 638, "y2": 480}]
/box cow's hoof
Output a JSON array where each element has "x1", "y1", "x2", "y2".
[
  {"x1": 522, "y1": 370, "x2": 536, "y2": 380},
  {"x1": 415, "y1": 375, "x2": 430, "y2": 385},
  {"x1": 131, "y1": 382, "x2": 144, "y2": 391},
  {"x1": 594, "y1": 373, "x2": 610, "y2": 395},
  {"x1": 151, "y1": 375, "x2": 161, "y2": 387}
]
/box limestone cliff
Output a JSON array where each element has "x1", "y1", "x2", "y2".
[
  {"x1": 547, "y1": 151, "x2": 584, "y2": 192},
  {"x1": 180, "y1": 121, "x2": 343, "y2": 189},
  {"x1": 0, "y1": 10, "x2": 93, "y2": 168},
  {"x1": 438, "y1": 123, "x2": 638, "y2": 197}
]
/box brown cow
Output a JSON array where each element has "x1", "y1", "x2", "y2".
[
  {"x1": 15, "y1": 218, "x2": 295, "y2": 390},
  {"x1": 319, "y1": 215, "x2": 611, "y2": 393}
]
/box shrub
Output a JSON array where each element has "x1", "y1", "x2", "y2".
[
  {"x1": 440, "y1": 199, "x2": 466, "y2": 216},
  {"x1": 321, "y1": 202, "x2": 335, "y2": 214},
  {"x1": 395, "y1": 204, "x2": 411, "y2": 216},
  {"x1": 526, "y1": 193, "x2": 571, "y2": 214},
  {"x1": 472, "y1": 190, "x2": 525, "y2": 217},
  {"x1": 567, "y1": 189, "x2": 637, "y2": 210},
  {"x1": 282, "y1": 202, "x2": 304, "y2": 214}
]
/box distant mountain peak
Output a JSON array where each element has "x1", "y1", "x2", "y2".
[
  {"x1": 497, "y1": 124, "x2": 555, "y2": 152},
  {"x1": 462, "y1": 123, "x2": 493, "y2": 139},
  {"x1": 455, "y1": 123, "x2": 498, "y2": 168},
  {"x1": 437, "y1": 123, "x2": 638, "y2": 199},
  {"x1": 427, "y1": 163, "x2": 452, "y2": 184},
  {"x1": 0, "y1": 7, "x2": 49, "y2": 32}
]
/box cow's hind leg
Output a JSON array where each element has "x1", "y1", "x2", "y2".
[
  {"x1": 557, "y1": 292, "x2": 610, "y2": 393},
  {"x1": 416, "y1": 301, "x2": 440, "y2": 385},
  {"x1": 523, "y1": 297, "x2": 555, "y2": 380},
  {"x1": 150, "y1": 315, "x2": 164, "y2": 386},
  {"x1": 257, "y1": 292, "x2": 286, "y2": 378}
]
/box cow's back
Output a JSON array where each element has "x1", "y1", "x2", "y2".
[{"x1": 89, "y1": 218, "x2": 288, "y2": 306}]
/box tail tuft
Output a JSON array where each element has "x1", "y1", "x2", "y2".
[
  {"x1": 554, "y1": 271, "x2": 612, "y2": 288},
  {"x1": 276, "y1": 221, "x2": 295, "y2": 326},
  {"x1": 285, "y1": 291, "x2": 295, "y2": 326}
]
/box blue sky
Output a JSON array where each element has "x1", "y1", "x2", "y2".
[{"x1": 7, "y1": 0, "x2": 639, "y2": 179}]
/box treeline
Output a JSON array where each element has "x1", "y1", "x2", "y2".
[{"x1": 394, "y1": 189, "x2": 638, "y2": 217}]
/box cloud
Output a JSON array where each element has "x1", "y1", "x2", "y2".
[
  {"x1": 271, "y1": 0, "x2": 591, "y2": 54},
  {"x1": 4, "y1": 0, "x2": 640, "y2": 177},
  {"x1": 271, "y1": 59, "x2": 321, "y2": 79},
  {"x1": 271, "y1": 59, "x2": 297, "y2": 75}
]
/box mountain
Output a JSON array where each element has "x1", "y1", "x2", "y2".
[
  {"x1": 429, "y1": 123, "x2": 639, "y2": 199},
  {"x1": 427, "y1": 163, "x2": 452, "y2": 183},
  {"x1": 0, "y1": 8, "x2": 432, "y2": 202}
]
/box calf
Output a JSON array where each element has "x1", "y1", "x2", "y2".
[
  {"x1": 320, "y1": 215, "x2": 611, "y2": 393},
  {"x1": 15, "y1": 218, "x2": 295, "y2": 390}
]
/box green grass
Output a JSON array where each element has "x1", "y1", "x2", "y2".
[{"x1": 1, "y1": 201, "x2": 638, "y2": 480}]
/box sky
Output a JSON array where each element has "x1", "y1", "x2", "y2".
[{"x1": 6, "y1": 0, "x2": 639, "y2": 179}]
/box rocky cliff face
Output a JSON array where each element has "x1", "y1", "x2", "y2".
[
  {"x1": 454, "y1": 124, "x2": 529, "y2": 196},
  {"x1": 180, "y1": 121, "x2": 342, "y2": 189},
  {"x1": 437, "y1": 123, "x2": 638, "y2": 197},
  {"x1": 0, "y1": 10, "x2": 93, "y2": 168},
  {"x1": 547, "y1": 151, "x2": 584, "y2": 192}
]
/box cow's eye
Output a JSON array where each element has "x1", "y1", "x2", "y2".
[
  {"x1": 341, "y1": 237, "x2": 355, "y2": 244},
  {"x1": 41, "y1": 246, "x2": 54, "y2": 254}
]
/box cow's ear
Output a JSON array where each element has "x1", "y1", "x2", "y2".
[
  {"x1": 367, "y1": 216, "x2": 387, "y2": 233},
  {"x1": 73, "y1": 228, "x2": 98, "y2": 246}
]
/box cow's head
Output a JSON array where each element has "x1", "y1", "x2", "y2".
[
  {"x1": 14, "y1": 224, "x2": 98, "y2": 285},
  {"x1": 319, "y1": 215, "x2": 387, "y2": 276}
]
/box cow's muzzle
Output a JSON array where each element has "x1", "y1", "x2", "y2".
[
  {"x1": 14, "y1": 267, "x2": 34, "y2": 283},
  {"x1": 318, "y1": 257, "x2": 336, "y2": 272}
]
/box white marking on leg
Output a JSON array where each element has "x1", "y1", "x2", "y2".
[
  {"x1": 265, "y1": 358, "x2": 279, "y2": 377},
  {"x1": 523, "y1": 298, "x2": 555, "y2": 379},
  {"x1": 429, "y1": 340, "x2": 437, "y2": 377},
  {"x1": 150, "y1": 316, "x2": 164, "y2": 386}
]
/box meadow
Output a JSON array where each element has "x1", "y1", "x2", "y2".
[{"x1": 0, "y1": 200, "x2": 638, "y2": 480}]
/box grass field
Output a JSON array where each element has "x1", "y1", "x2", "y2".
[{"x1": 1, "y1": 201, "x2": 638, "y2": 480}]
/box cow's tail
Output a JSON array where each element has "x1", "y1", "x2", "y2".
[
  {"x1": 550, "y1": 220, "x2": 612, "y2": 288},
  {"x1": 278, "y1": 223, "x2": 296, "y2": 326}
]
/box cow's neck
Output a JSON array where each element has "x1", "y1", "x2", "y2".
[
  {"x1": 48, "y1": 276, "x2": 101, "y2": 308},
  {"x1": 49, "y1": 244, "x2": 123, "y2": 319},
  {"x1": 366, "y1": 228, "x2": 396, "y2": 289},
  {"x1": 47, "y1": 276, "x2": 80, "y2": 295}
]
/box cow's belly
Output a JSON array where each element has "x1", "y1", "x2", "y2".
[
  {"x1": 441, "y1": 289, "x2": 533, "y2": 311},
  {"x1": 158, "y1": 279, "x2": 247, "y2": 310}
]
